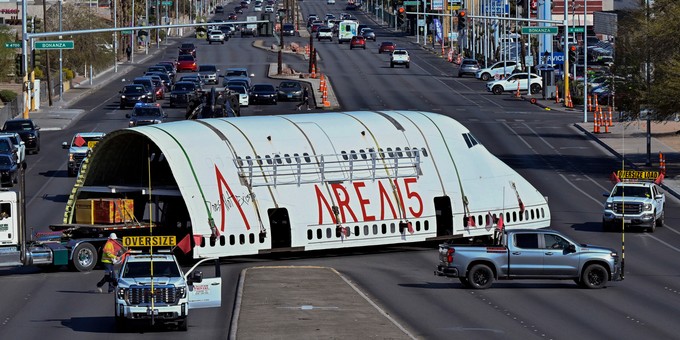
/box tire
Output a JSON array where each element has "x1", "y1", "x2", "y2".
[
  {"x1": 115, "y1": 317, "x2": 128, "y2": 332},
  {"x1": 378, "y1": 50, "x2": 381, "y2": 54},
  {"x1": 390, "y1": 63, "x2": 394, "y2": 68},
  {"x1": 459, "y1": 277, "x2": 473, "y2": 288},
  {"x1": 530, "y1": 83, "x2": 541, "y2": 94},
  {"x1": 648, "y1": 222, "x2": 656, "y2": 233},
  {"x1": 406, "y1": 63, "x2": 410, "y2": 68},
  {"x1": 481, "y1": 73, "x2": 491, "y2": 81},
  {"x1": 580, "y1": 264, "x2": 608, "y2": 289},
  {"x1": 492, "y1": 85, "x2": 503, "y2": 95},
  {"x1": 71, "y1": 242, "x2": 98, "y2": 272},
  {"x1": 177, "y1": 319, "x2": 188, "y2": 332},
  {"x1": 656, "y1": 209, "x2": 664, "y2": 227},
  {"x1": 467, "y1": 264, "x2": 494, "y2": 289},
  {"x1": 119, "y1": 104, "x2": 125, "y2": 110},
  {"x1": 602, "y1": 219, "x2": 612, "y2": 232},
  {"x1": 67, "y1": 167, "x2": 76, "y2": 177}
]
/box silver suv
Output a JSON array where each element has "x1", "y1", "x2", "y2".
[
  {"x1": 198, "y1": 64, "x2": 219, "y2": 85},
  {"x1": 458, "y1": 58, "x2": 481, "y2": 78},
  {"x1": 207, "y1": 29, "x2": 226, "y2": 44},
  {"x1": 316, "y1": 26, "x2": 333, "y2": 41}
]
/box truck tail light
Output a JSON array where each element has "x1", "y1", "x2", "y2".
[{"x1": 447, "y1": 248, "x2": 455, "y2": 263}]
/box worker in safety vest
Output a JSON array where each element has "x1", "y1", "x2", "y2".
[{"x1": 96, "y1": 233, "x2": 122, "y2": 293}]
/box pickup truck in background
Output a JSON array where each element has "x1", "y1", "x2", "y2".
[
  {"x1": 435, "y1": 229, "x2": 622, "y2": 289},
  {"x1": 62, "y1": 132, "x2": 106, "y2": 177},
  {"x1": 390, "y1": 49, "x2": 410, "y2": 68}
]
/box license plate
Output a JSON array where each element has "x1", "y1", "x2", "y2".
[
  {"x1": 287, "y1": 94, "x2": 292, "y2": 98},
  {"x1": 146, "y1": 308, "x2": 159, "y2": 316}
]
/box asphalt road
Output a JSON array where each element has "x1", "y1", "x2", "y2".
[{"x1": 1, "y1": 2, "x2": 680, "y2": 340}]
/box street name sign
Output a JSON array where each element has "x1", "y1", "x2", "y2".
[
  {"x1": 161, "y1": 1, "x2": 173, "y2": 5},
  {"x1": 35, "y1": 41, "x2": 74, "y2": 49},
  {"x1": 521, "y1": 27, "x2": 558, "y2": 34},
  {"x1": 403, "y1": 1, "x2": 420, "y2": 5},
  {"x1": 568, "y1": 26, "x2": 585, "y2": 33},
  {"x1": 4, "y1": 42, "x2": 21, "y2": 48}
]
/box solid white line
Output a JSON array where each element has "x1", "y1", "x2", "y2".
[
  {"x1": 332, "y1": 268, "x2": 418, "y2": 340},
  {"x1": 642, "y1": 234, "x2": 680, "y2": 253},
  {"x1": 227, "y1": 268, "x2": 247, "y2": 340}
]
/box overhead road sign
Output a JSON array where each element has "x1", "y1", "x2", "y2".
[
  {"x1": 4, "y1": 42, "x2": 21, "y2": 48},
  {"x1": 521, "y1": 27, "x2": 558, "y2": 34},
  {"x1": 35, "y1": 41, "x2": 74, "y2": 49}
]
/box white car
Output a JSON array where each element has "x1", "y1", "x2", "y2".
[
  {"x1": 227, "y1": 85, "x2": 250, "y2": 107},
  {"x1": 327, "y1": 0, "x2": 336, "y2": 3},
  {"x1": 207, "y1": 29, "x2": 226, "y2": 44},
  {"x1": 264, "y1": 5, "x2": 274, "y2": 12},
  {"x1": 475, "y1": 61, "x2": 520, "y2": 81},
  {"x1": 0, "y1": 132, "x2": 25, "y2": 165},
  {"x1": 486, "y1": 73, "x2": 542, "y2": 95},
  {"x1": 254, "y1": 4, "x2": 262, "y2": 11}
]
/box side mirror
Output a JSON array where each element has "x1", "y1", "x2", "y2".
[
  {"x1": 61, "y1": 142, "x2": 68, "y2": 149},
  {"x1": 566, "y1": 244, "x2": 576, "y2": 253},
  {"x1": 655, "y1": 194, "x2": 664, "y2": 200},
  {"x1": 125, "y1": 114, "x2": 131, "y2": 118},
  {"x1": 602, "y1": 192, "x2": 610, "y2": 197},
  {"x1": 189, "y1": 271, "x2": 203, "y2": 284}
]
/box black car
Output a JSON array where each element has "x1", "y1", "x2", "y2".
[
  {"x1": 1, "y1": 119, "x2": 40, "y2": 154},
  {"x1": 119, "y1": 84, "x2": 152, "y2": 109},
  {"x1": 169, "y1": 81, "x2": 199, "y2": 107},
  {"x1": 215, "y1": 5, "x2": 224, "y2": 13},
  {"x1": 233, "y1": 7, "x2": 243, "y2": 14},
  {"x1": 178, "y1": 43, "x2": 196, "y2": 57},
  {"x1": 145, "y1": 71, "x2": 172, "y2": 90},
  {"x1": 0, "y1": 154, "x2": 18, "y2": 187},
  {"x1": 249, "y1": 83, "x2": 277, "y2": 105},
  {"x1": 277, "y1": 80, "x2": 303, "y2": 101},
  {"x1": 281, "y1": 23, "x2": 296, "y2": 36}
]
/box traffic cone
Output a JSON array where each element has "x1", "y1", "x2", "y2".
[
  {"x1": 660, "y1": 152, "x2": 666, "y2": 175},
  {"x1": 311, "y1": 64, "x2": 316, "y2": 79},
  {"x1": 594, "y1": 111, "x2": 600, "y2": 133},
  {"x1": 587, "y1": 95, "x2": 592, "y2": 112},
  {"x1": 323, "y1": 87, "x2": 330, "y2": 107},
  {"x1": 603, "y1": 108, "x2": 609, "y2": 133},
  {"x1": 608, "y1": 106, "x2": 614, "y2": 127},
  {"x1": 515, "y1": 82, "x2": 521, "y2": 98},
  {"x1": 594, "y1": 94, "x2": 599, "y2": 113},
  {"x1": 554, "y1": 86, "x2": 560, "y2": 103},
  {"x1": 319, "y1": 74, "x2": 325, "y2": 91}
]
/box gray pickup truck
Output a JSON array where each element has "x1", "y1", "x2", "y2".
[{"x1": 435, "y1": 229, "x2": 622, "y2": 289}]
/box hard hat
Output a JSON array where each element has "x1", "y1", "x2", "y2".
[{"x1": 109, "y1": 233, "x2": 118, "y2": 240}]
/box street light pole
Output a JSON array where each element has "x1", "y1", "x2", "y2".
[
  {"x1": 277, "y1": 9, "x2": 285, "y2": 75},
  {"x1": 59, "y1": 0, "x2": 63, "y2": 102}
]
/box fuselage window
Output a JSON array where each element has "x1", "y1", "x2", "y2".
[
  {"x1": 303, "y1": 152, "x2": 311, "y2": 163},
  {"x1": 265, "y1": 155, "x2": 273, "y2": 165},
  {"x1": 405, "y1": 147, "x2": 412, "y2": 158},
  {"x1": 284, "y1": 154, "x2": 292, "y2": 164},
  {"x1": 236, "y1": 156, "x2": 243, "y2": 167},
  {"x1": 386, "y1": 147, "x2": 394, "y2": 158},
  {"x1": 462, "y1": 134, "x2": 473, "y2": 148},
  {"x1": 359, "y1": 149, "x2": 367, "y2": 160},
  {"x1": 274, "y1": 154, "x2": 283, "y2": 165},
  {"x1": 316, "y1": 229, "x2": 322, "y2": 240},
  {"x1": 307, "y1": 230, "x2": 313, "y2": 240},
  {"x1": 390, "y1": 223, "x2": 396, "y2": 233},
  {"x1": 293, "y1": 153, "x2": 300, "y2": 163},
  {"x1": 468, "y1": 133, "x2": 479, "y2": 146},
  {"x1": 245, "y1": 156, "x2": 253, "y2": 166},
  {"x1": 395, "y1": 147, "x2": 403, "y2": 158},
  {"x1": 420, "y1": 147, "x2": 428, "y2": 157},
  {"x1": 541, "y1": 208, "x2": 545, "y2": 218},
  {"x1": 256, "y1": 155, "x2": 263, "y2": 166},
  {"x1": 350, "y1": 150, "x2": 358, "y2": 160},
  {"x1": 378, "y1": 148, "x2": 385, "y2": 158},
  {"x1": 354, "y1": 226, "x2": 360, "y2": 236},
  {"x1": 341, "y1": 150, "x2": 348, "y2": 160}
]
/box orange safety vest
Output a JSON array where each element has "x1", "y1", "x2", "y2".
[{"x1": 101, "y1": 240, "x2": 116, "y2": 264}]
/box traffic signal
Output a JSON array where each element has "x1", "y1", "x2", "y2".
[
  {"x1": 15, "y1": 54, "x2": 23, "y2": 77},
  {"x1": 568, "y1": 45, "x2": 577, "y2": 64},
  {"x1": 457, "y1": 10, "x2": 466, "y2": 31},
  {"x1": 397, "y1": 7, "x2": 406, "y2": 27}
]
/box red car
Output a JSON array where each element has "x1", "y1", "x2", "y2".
[
  {"x1": 349, "y1": 36, "x2": 366, "y2": 49},
  {"x1": 176, "y1": 54, "x2": 198, "y2": 72},
  {"x1": 228, "y1": 12, "x2": 238, "y2": 20},
  {"x1": 378, "y1": 41, "x2": 396, "y2": 54}
]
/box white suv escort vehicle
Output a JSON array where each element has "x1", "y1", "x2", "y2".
[
  {"x1": 602, "y1": 170, "x2": 665, "y2": 232},
  {"x1": 114, "y1": 242, "x2": 221, "y2": 331},
  {"x1": 475, "y1": 60, "x2": 520, "y2": 81},
  {"x1": 390, "y1": 49, "x2": 410, "y2": 68}
]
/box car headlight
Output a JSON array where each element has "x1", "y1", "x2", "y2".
[
  {"x1": 116, "y1": 287, "x2": 128, "y2": 299},
  {"x1": 121, "y1": 95, "x2": 126, "y2": 98},
  {"x1": 68, "y1": 154, "x2": 74, "y2": 162},
  {"x1": 177, "y1": 286, "x2": 186, "y2": 298},
  {"x1": 153, "y1": 120, "x2": 162, "y2": 124},
  {"x1": 605, "y1": 202, "x2": 612, "y2": 209},
  {"x1": 643, "y1": 203, "x2": 652, "y2": 211},
  {"x1": 129, "y1": 121, "x2": 135, "y2": 127},
  {"x1": 170, "y1": 94, "x2": 177, "y2": 98},
  {"x1": 140, "y1": 95, "x2": 146, "y2": 98}
]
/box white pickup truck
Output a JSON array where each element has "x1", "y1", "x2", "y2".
[
  {"x1": 390, "y1": 49, "x2": 410, "y2": 68},
  {"x1": 602, "y1": 181, "x2": 665, "y2": 232}
]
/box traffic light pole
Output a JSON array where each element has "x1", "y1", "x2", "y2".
[{"x1": 563, "y1": 0, "x2": 570, "y2": 108}]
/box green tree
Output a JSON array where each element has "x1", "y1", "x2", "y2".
[{"x1": 0, "y1": 25, "x2": 19, "y2": 82}]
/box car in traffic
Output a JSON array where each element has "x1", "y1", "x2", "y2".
[
  {"x1": 316, "y1": 26, "x2": 333, "y2": 41},
  {"x1": 146, "y1": 65, "x2": 171, "y2": 79},
  {"x1": 145, "y1": 71, "x2": 172, "y2": 90},
  {"x1": 0, "y1": 132, "x2": 24, "y2": 165},
  {"x1": 227, "y1": 85, "x2": 250, "y2": 107},
  {"x1": 207, "y1": 29, "x2": 226, "y2": 44},
  {"x1": 281, "y1": 23, "x2": 296, "y2": 36},
  {"x1": 233, "y1": 7, "x2": 243, "y2": 14},
  {"x1": 222, "y1": 68, "x2": 250, "y2": 86},
  {"x1": 119, "y1": 84, "x2": 152, "y2": 109},
  {"x1": 350, "y1": 35, "x2": 366, "y2": 49},
  {"x1": 156, "y1": 61, "x2": 177, "y2": 77},
  {"x1": 226, "y1": 79, "x2": 251, "y2": 94},
  {"x1": 178, "y1": 75, "x2": 205, "y2": 89},
  {"x1": 62, "y1": 132, "x2": 106, "y2": 177},
  {"x1": 0, "y1": 136, "x2": 18, "y2": 163},
  {"x1": 486, "y1": 73, "x2": 542, "y2": 95},
  {"x1": 254, "y1": 3, "x2": 263, "y2": 11},
  {"x1": 458, "y1": 58, "x2": 481, "y2": 77},
  {"x1": 169, "y1": 81, "x2": 200, "y2": 108},
  {"x1": 228, "y1": 12, "x2": 239, "y2": 20},
  {"x1": 178, "y1": 43, "x2": 196, "y2": 57},
  {"x1": 277, "y1": 80, "x2": 303, "y2": 101},
  {"x1": 475, "y1": 60, "x2": 520, "y2": 81},
  {"x1": 361, "y1": 28, "x2": 376, "y2": 41},
  {"x1": 126, "y1": 103, "x2": 168, "y2": 127},
  {"x1": 198, "y1": 64, "x2": 219, "y2": 85},
  {"x1": 390, "y1": 49, "x2": 410, "y2": 68},
  {"x1": 378, "y1": 41, "x2": 396, "y2": 54},
  {"x1": 249, "y1": 83, "x2": 277, "y2": 105},
  {"x1": 0, "y1": 153, "x2": 18, "y2": 187},
  {"x1": 132, "y1": 77, "x2": 157, "y2": 102},
  {"x1": 215, "y1": 5, "x2": 224, "y2": 13},
  {"x1": 176, "y1": 54, "x2": 198, "y2": 72},
  {"x1": 143, "y1": 75, "x2": 165, "y2": 100},
  {"x1": 264, "y1": 4, "x2": 274, "y2": 12},
  {"x1": 1, "y1": 119, "x2": 40, "y2": 154}
]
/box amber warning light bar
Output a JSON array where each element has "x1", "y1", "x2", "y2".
[{"x1": 122, "y1": 236, "x2": 177, "y2": 247}]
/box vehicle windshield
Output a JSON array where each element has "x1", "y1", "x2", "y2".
[
  {"x1": 178, "y1": 55, "x2": 194, "y2": 62},
  {"x1": 228, "y1": 86, "x2": 246, "y2": 94},
  {"x1": 279, "y1": 82, "x2": 299, "y2": 89},
  {"x1": 0, "y1": 140, "x2": 12, "y2": 152},
  {"x1": 134, "y1": 108, "x2": 162, "y2": 117},
  {"x1": 0, "y1": 155, "x2": 13, "y2": 166},
  {"x1": 226, "y1": 70, "x2": 247, "y2": 77},
  {"x1": 253, "y1": 84, "x2": 274, "y2": 91},
  {"x1": 180, "y1": 44, "x2": 194, "y2": 49},
  {"x1": 174, "y1": 83, "x2": 196, "y2": 91},
  {"x1": 612, "y1": 186, "x2": 651, "y2": 198},
  {"x1": 121, "y1": 261, "x2": 181, "y2": 278},
  {"x1": 199, "y1": 65, "x2": 217, "y2": 72},
  {"x1": 3, "y1": 121, "x2": 33, "y2": 131}
]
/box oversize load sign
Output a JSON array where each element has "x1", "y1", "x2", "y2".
[
  {"x1": 616, "y1": 170, "x2": 660, "y2": 180},
  {"x1": 122, "y1": 236, "x2": 177, "y2": 247}
]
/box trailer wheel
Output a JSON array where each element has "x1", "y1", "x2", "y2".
[
  {"x1": 467, "y1": 264, "x2": 494, "y2": 289},
  {"x1": 71, "y1": 242, "x2": 98, "y2": 272}
]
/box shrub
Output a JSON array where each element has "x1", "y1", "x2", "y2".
[
  {"x1": 33, "y1": 67, "x2": 44, "y2": 79},
  {"x1": 62, "y1": 68, "x2": 74, "y2": 81},
  {"x1": 0, "y1": 90, "x2": 17, "y2": 103}
]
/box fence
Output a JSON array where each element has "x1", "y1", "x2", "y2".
[{"x1": 0, "y1": 97, "x2": 22, "y2": 126}]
